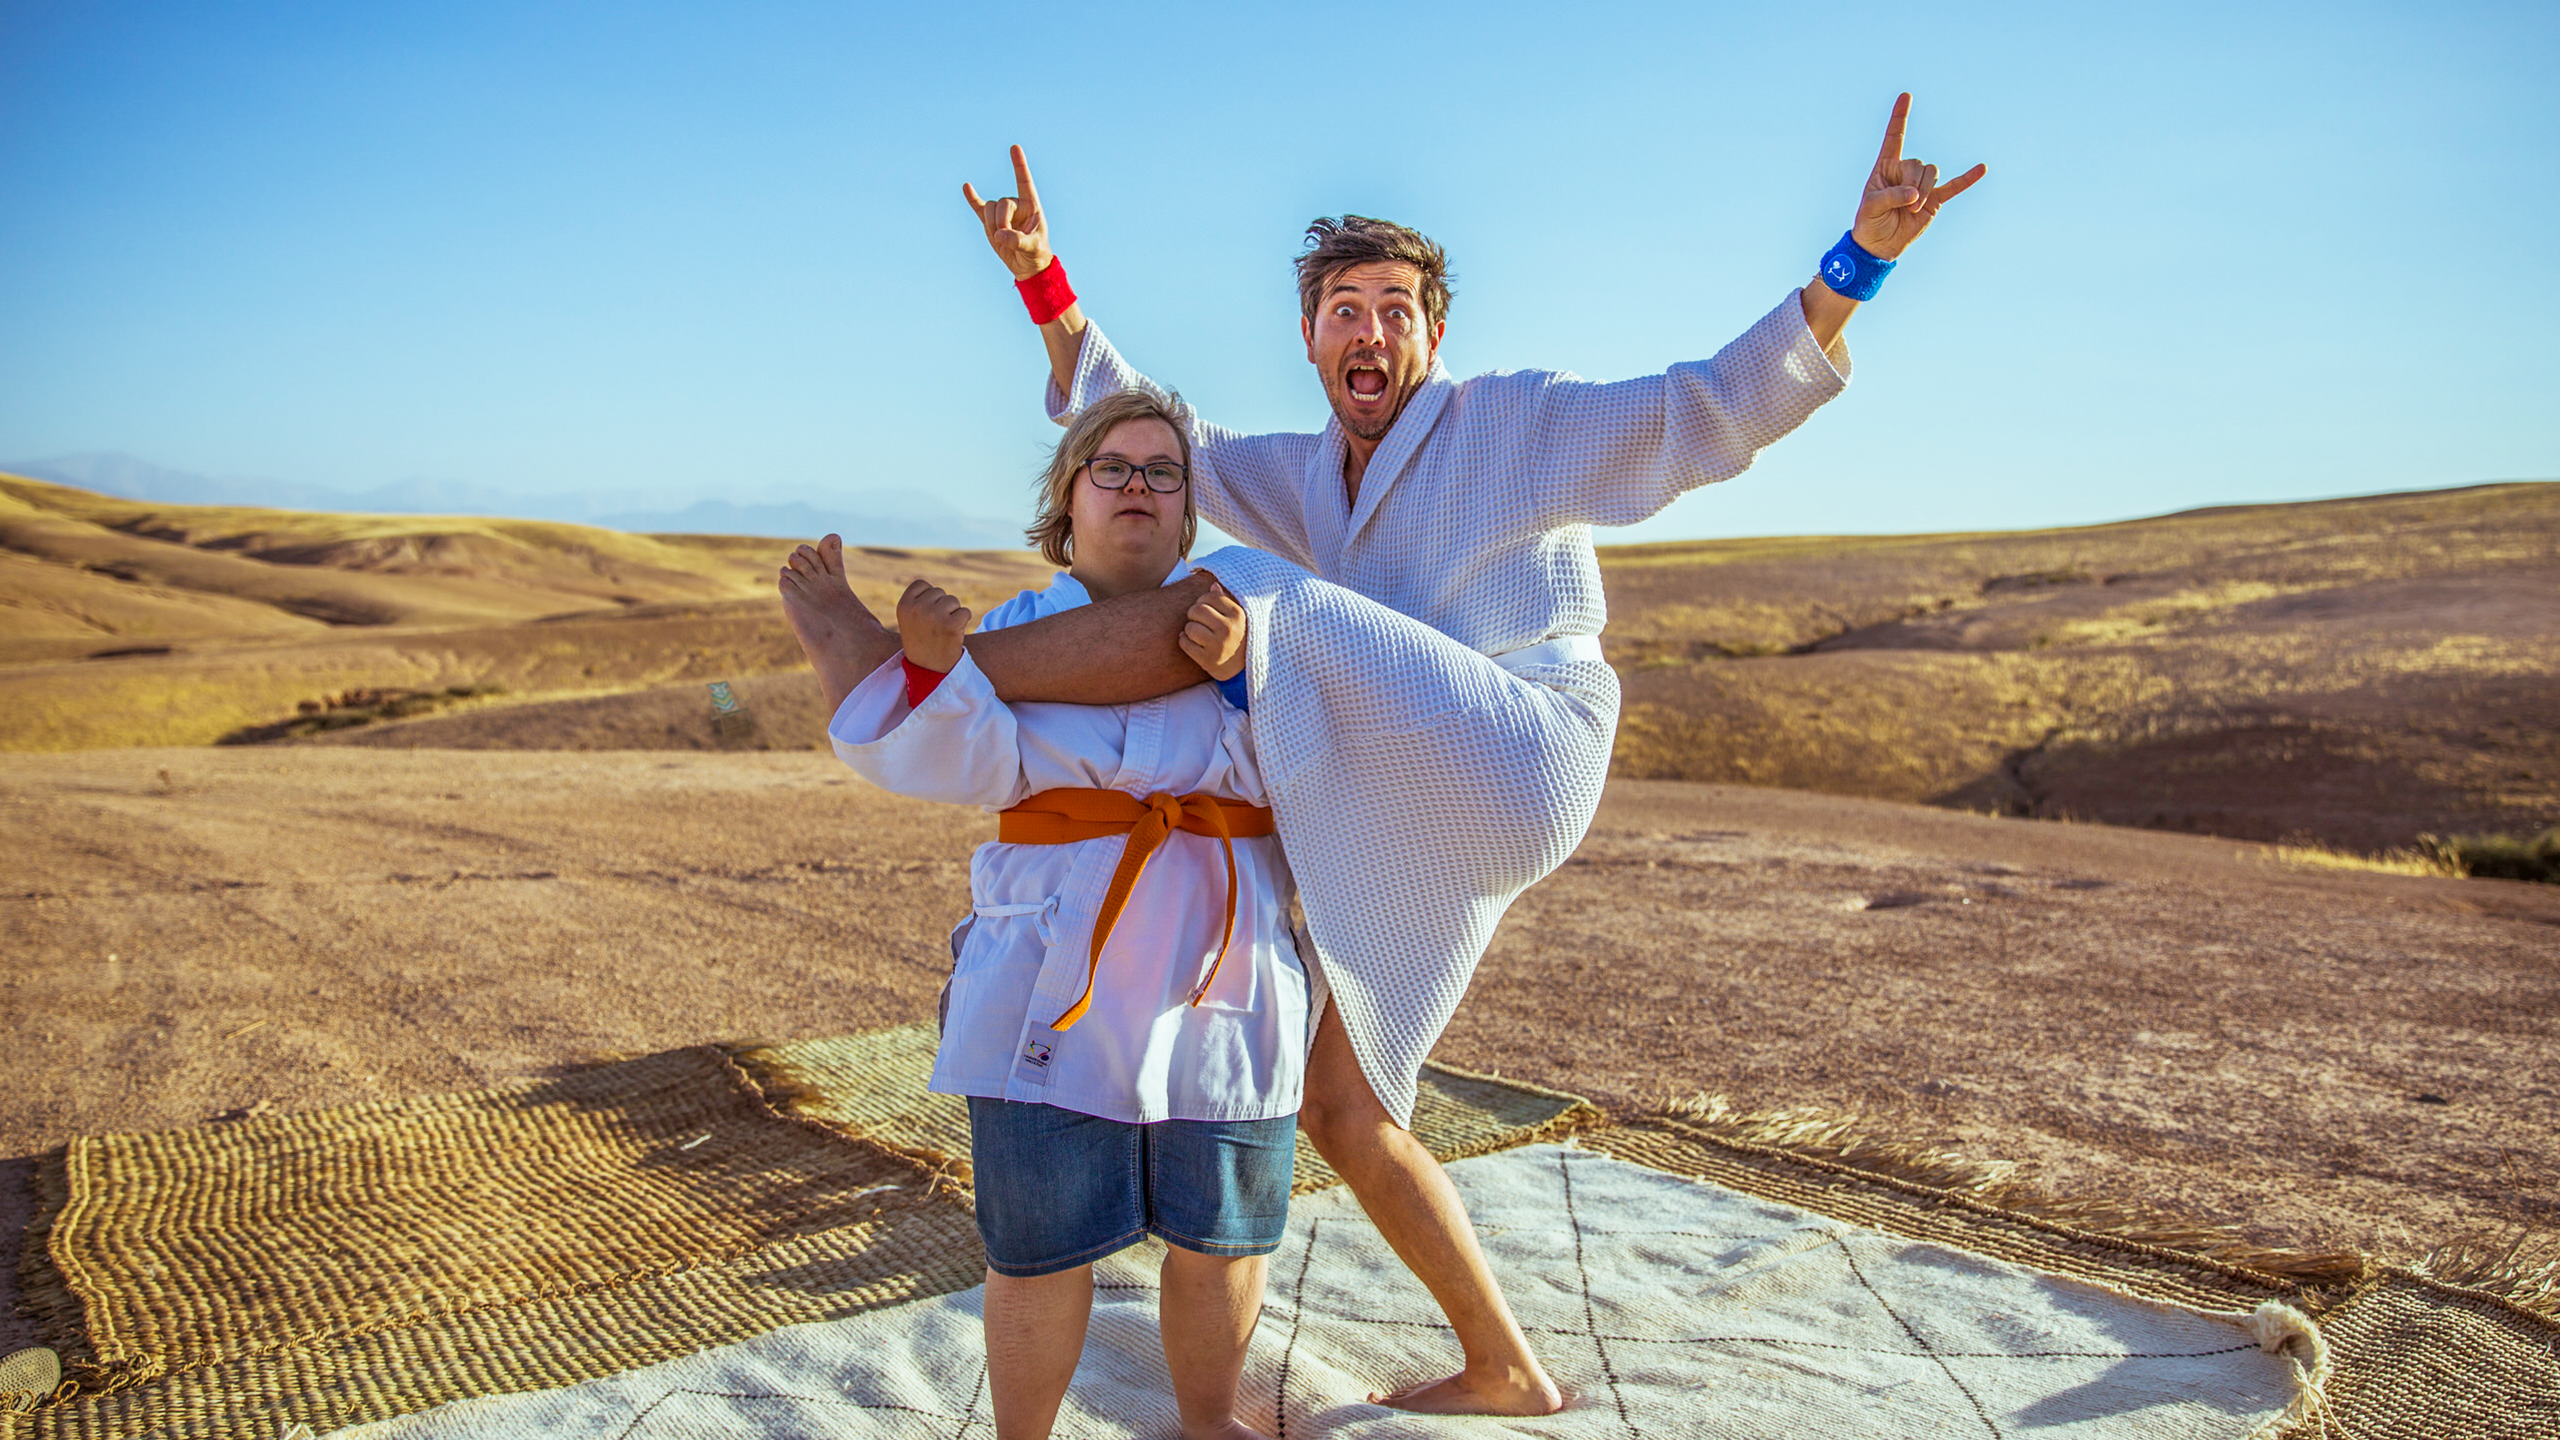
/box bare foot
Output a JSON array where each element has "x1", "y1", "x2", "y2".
[
  {"x1": 1370, "y1": 1363, "x2": 1565, "y2": 1416},
  {"x1": 776, "y1": 534, "x2": 898, "y2": 714}
]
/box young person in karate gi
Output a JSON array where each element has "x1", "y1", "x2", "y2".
[
  {"x1": 781, "y1": 93, "x2": 1982, "y2": 1417},
  {"x1": 818, "y1": 388, "x2": 1302, "y2": 1440}
]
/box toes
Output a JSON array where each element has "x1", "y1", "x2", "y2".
[{"x1": 818, "y1": 534, "x2": 845, "y2": 575}]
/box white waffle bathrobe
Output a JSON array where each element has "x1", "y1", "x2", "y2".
[{"x1": 1048, "y1": 292, "x2": 1849, "y2": 1125}]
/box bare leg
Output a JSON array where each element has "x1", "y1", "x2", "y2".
[
  {"x1": 1298, "y1": 1005, "x2": 1563, "y2": 1416},
  {"x1": 776, "y1": 534, "x2": 899, "y2": 715},
  {"x1": 983, "y1": 1264, "x2": 1095, "y2": 1440},
  {"x1": 1159, "y1": 1248, "x2": 1273, "y2": 1440},
  {"x1": 966, "y1": 569, "x2": 1214, "y2": 705}
]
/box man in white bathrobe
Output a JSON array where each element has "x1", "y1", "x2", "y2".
[{"x1": 780, "y1": 93, "x2": 1981, "y2": 1415}]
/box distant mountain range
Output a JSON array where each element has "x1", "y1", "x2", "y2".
[{"x1": 5, "y1": 452, "x2": 1028, "y2": 552}]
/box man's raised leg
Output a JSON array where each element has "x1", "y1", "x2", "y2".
[
  {"x1": 1297, "y1": 1005, "x2": 1564, "y2": 1416},
  {"x1": 777, "y1": 534, "x2": 900, "y2": 714}
]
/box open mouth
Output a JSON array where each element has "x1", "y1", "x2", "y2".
[{"x1": 1345, "y1": 364, "x2": 1389, "y2": 402}]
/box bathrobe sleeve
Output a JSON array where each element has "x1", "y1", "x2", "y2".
[
  {"x1": 1046, "y1": 319, "x2": 1321, "y2": 568},
  {"x1": 828, "y1": 652, "x2": 1033, "y2": 810},
  {"x1": 1518, "y1": 290, "x2": 1852, "y2": 529}
]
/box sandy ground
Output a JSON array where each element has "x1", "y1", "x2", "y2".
[{"x1": 7, "y1": 747, "x2": 2555, "y2": 1357}]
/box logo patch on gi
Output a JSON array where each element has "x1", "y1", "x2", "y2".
[{"x1": 1021, "y1": 1040, "x2": 1054, "y2": 1069}]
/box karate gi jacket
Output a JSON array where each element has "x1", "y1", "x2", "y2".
[{"x1": 828, "y1": 562, "x2": 1310, "y2": 1125}]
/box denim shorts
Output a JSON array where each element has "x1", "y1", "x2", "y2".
[{"x1": 967, "y1": 1097, "x2": 1298, "y2": 1278}]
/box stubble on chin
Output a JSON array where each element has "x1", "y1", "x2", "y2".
[{"x1": 1329, "y1": 378, "x2": 1406, "y2": 443}]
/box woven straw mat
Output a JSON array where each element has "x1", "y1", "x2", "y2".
[{"x1": 4, "y1": 1026, "x2": 1591, "y2": 1440}]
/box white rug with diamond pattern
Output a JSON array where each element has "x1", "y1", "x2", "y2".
[{"x1": 341, "y1": 1143, "x2": 2315, "y2": 1438}]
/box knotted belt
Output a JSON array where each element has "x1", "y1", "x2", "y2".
[{"x1": 997, "y1": 788, "x2": 1276, "y2": 1032}]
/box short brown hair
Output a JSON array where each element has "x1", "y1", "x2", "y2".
[
  {"x1": 1025, "y1": 388, "x2": 1196, "y2": 569},
  {"x1": 1295, "y1": 215, "x2": 1453, "y2": 330}
]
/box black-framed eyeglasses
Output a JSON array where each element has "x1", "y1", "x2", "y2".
[{"x1": 1080, "y1": 456, "x2": 1189, "y2": 494}]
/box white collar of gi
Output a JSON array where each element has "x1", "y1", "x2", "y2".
[{"x1": 1039, "y1": 555, "x2": 1194, "y2": 615}]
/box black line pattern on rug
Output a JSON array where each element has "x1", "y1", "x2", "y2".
[
  {"x1": 1263, "y1": 1305, "x2": 2259, "y2": 1359},
  {"x1": 1560, "y1": 1149, "x2": 1639, "y2": 1439},
  {"x1": 1274, "y1": 1216, "x2": 1320, "y2": 1439},
  {"x1": 952, "y1": 1360, "x2": 989, "y2": 1439},
  {"x1": 611, "y1": 1388, "x2": 973, "y2": 1439},
  {"x1": 1837, "y1": 1233, "x2": 2005, "y2": 1438}
]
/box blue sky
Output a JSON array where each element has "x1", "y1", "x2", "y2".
[{"x1": 2, "y1": 1, "x2": 2552, "y2": 546}]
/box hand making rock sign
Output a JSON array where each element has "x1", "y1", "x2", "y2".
[
  {"x1": 1859, "y1": 92, "x2": 1987, "y2": 258},
  {"x1": 961, "y1": 145, "x2": 1058, "y2": 281}
]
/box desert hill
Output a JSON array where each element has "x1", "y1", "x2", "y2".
[
  {"x1": 0, "y1": 473, "x2": 1050, "y2": 750},
  {"x1": 1603, "y1": 482, "x2": 2559, "y2": 851},
  {"x1": 2, "y1": 473, "x2": 2551, "y2": 852}
]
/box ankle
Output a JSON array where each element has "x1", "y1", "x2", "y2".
[{"x1": 1459, "y1": 1354, "x2": 1557, "y2": 1397}]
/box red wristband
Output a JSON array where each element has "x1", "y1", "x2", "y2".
[
  {"x1": 902, "y1": 657, "x2": 949, "y2": 708},
  {"x1": 1015, "y1": 258, "x2": 1076, "y2": 325}
]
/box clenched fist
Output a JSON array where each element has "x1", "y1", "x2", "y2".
[
  {"x1": 1178, "y1": 584, "x2": 1247, "y2": 683},
  {"x1": 897, "y1": 578, "x2": 972, "y2": 674}
]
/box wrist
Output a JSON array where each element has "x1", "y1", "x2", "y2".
[
  {"x1": 1016, "y1": 257, "x2": 1076, "y2": 324},
  {"x1": 1817, "y1": 231, "x2": 1894, "y2": 302}
]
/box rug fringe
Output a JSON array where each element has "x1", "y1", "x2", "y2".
[
  {"x1": 2398, "y1": 1237, "x2": 2560, "y2": 1319},
  {"x1": 1652, "y1": 1094, "x2": 2370, "y2": 1288},
  {"x1": 718, "y1": 1043, "x2": 977, "y2": 1198}
]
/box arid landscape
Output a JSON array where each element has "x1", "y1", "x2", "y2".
[
  {"x1": 3, "y1": 473, "x2": 2556, "y2": 1360},
  {"x1": 1602, "y1": 481, "x2": 2560, "y2": 852},
  {"x1": 0, "y1": 473, "x2": 1051, "y2": 754},
  {"x1": 8, "y1": 472, "x2": 2552, "y2": 853}
]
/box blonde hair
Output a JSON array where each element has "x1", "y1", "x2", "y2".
[{"x1": 1026, "y1": 388, "x2": 1196, "y2": 569}]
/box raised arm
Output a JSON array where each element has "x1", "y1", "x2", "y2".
[
  {"x1": 1534, "y1": 92, "x2": 1984, "y2": 527},
  {"x1": 963, "y1": 146, "x2": 1320, "y2": 564},
  {"x1": 962, "y1": 146, "x2": 1087, "y2": 406}
]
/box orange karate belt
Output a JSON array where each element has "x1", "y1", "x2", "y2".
[{"x1": 997, "y1": 788, "x2": 1276, "y2": 1033}]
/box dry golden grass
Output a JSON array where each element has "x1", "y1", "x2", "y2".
[{"x1": 2262, "y1": 843, "x2": 2463, "y2": 879}]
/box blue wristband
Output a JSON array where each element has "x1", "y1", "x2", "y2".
[
  {"x1": 1214, "y1": 670, "x2": 1250, "y2": 712},
  {"x1": 1818, "y1": 231, "x2": 1894, "y2": 302}
]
